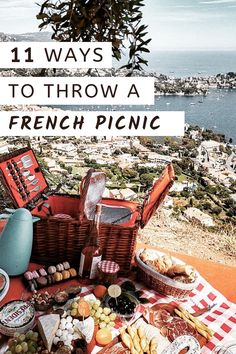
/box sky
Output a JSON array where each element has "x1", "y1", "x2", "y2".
[{"x1": 0, "y1": 0, "x2": 235, "y2": 50}]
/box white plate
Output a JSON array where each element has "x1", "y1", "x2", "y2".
[
  {"x1": 0, "y1": 268, "x2": 10, "y2": 302},
  {"x1": 213, "y1": 342, "x2": 236, "y2": 353},
  {"x1": 161, "y1": 335, "x2": 201, "y2": 354}
]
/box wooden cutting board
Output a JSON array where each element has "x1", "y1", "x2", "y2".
[
  {"x1": 150, "y1": 303, "x2": 207, "y2": 353},
  {"x1": 98, "y1": 303, "x2": 208, "y2": 353}
]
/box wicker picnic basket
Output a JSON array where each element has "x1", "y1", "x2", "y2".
[
  {"x1": 136, "y1": 250, "x2": 199, "y2": 298},
  {"x1": 0, "y1": 148, "x2": 175, "y2": 276}
]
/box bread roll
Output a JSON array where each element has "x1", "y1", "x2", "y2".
[
  {"x1": 137, "y1": 326, "x2": 145, "y2": 339},
  {"x1": 120, "y1": 331, "x2": 132, "y2": 350},
  {"x1": 162, "y1": 255, "x2": 173, "y2": 269},
  {"x1": 133, "y1": 334, "x2": 141, "y2": 352},
  {"x1": 127, "y1": 325, "x2": 136, "y2": 339},
  {"x1": 166, "y1": 264, "x2": 194, "y2": 277},
  {"x1": 150, "y1": 338, "x2": 158, "y2": 354}
]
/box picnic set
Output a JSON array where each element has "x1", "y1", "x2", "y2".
[{"x1": 0, "y1": 147, "x2": 236, "y2": 354}]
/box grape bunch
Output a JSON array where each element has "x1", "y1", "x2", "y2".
[
  {"x1": 5, "y1": 331, "x2": 39, "y2": 354},
  {"x1": 89, "y1": 300, "x2": 117, "y2": 330}
]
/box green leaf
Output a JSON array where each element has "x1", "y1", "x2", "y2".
[
  {"x1": 36, "y1": 13, "x2": 49, "y2": 20},
  {"x1": 139, "y1": 38, "x2": 152, "y2": 46},
  {"x1": 139, "y1": 47, "x2": 150, "y2": 53},
  {"x1": 135, "y1": 24, "x2": 148, "y2": 36}
]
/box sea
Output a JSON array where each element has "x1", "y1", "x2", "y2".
[{"x1": 55, "y1": 50, "x2": 236, "y2": 142}]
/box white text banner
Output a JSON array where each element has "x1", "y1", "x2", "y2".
[
  {"x1": 0, "y1": 42, "x2": 112, "y2": 69},
  {"x1": 0, "y1": 77, "x2": 154, "y2": 105},
  {"x1": 0, "y1": 111, "x2": 185, "y2": 136}
]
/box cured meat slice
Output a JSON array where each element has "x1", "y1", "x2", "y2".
[
  {"x1": 102, "y1": 342, "x2": 130, "y2": 354},
  {"x1": 166, "y1": 318, "x2": 197, "y2": 342},
  {"x1": 149, "y1": 309, "x2": 173, "y2": 329}
]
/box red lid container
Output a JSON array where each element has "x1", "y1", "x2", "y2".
[{"x1": 97, "y1": 260, "x2": 120, "y2": 286}]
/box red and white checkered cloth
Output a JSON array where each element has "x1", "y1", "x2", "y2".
[
  {"x1": 180, "y1": 276, "x2": 236, "y2": 353},
  {"x1": 53, "y1": 213, "x2": 73, "y2": 219},
  {"x1": 80, "y1": 276, "x2": 236, "y2": 354}
]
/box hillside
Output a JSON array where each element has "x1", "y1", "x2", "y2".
[{"x1": 139, "y1": 210, "x2": 236, "y2": 266}]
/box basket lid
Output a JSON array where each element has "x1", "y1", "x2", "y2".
[
  {"x1": 0, "y1": 147, "x2": 49, "y2": 209},
  {"x1": 140, "y1": 164, "x2": 175, "y2": 228},
  {"x1": 79, "y1": 169, "x2": 106, "y2": 221}
]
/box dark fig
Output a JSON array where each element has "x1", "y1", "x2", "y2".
[
  {"x1": 139, "y1": 297, "x2": 150, "y2": 304},
  {"x1": 120, "y1": 281, "x2": 136, "y2": 292},
  {"x1": 135, "y1": 290, "x2": 144, "y2": 298}
]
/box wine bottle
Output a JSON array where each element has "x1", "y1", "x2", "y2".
[{"x1": 79, "y1": 204, "x2": 102, "y2": 279}]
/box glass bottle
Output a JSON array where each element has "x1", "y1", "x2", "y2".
[{"x1": 79, "y1": 204, "x2": 102, "y2": 279}]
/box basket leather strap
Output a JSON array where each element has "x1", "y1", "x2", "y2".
[{"x1": 78, "y1": 168, "x2": 95, "y2": 222}]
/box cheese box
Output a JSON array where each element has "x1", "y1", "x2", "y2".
[
  {"x1": 0, "y1": 269, "x2": 10, "y2": 302},
  {"x1": 0, "y1": 300, "x2": 35, "y2": 336}
]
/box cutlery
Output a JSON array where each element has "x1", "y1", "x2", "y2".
[
  {"x1": 6, "y1": 158, "x2": 33, "y2": 171},
  {"x1": 26, "y1": 174, "x2": 35, "y2": 182},
  {"x1": 192, "y1": 303, "x2": 217, "y2": 317},
  {"x1": 29, "y1": 185, "x2": 41, "y2": 193},
  {"x1": 22, "y1": 170, "x2": 30, "y2": 177},
  {"x1": 15, "y1": 155, "x2": 31, "y2": 165},
  {"x1": 19, "y1": 160, "x2": 33, "y2": 169},
  {"x1": 26, "y1": 179, "x2": 39, "y2": 186},
  {"x1": 20, "y1": 155, "x2": 31, "y2": 162}
]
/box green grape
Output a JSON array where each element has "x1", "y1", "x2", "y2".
[
  {"x1": 13, "y1": 333, "x2": 20, "y2": 339},
  {"x1": 103, "y1": 307, "x2": 111, "y2": 316},
  {"x1": 95, "y1": 311, "x2": 101, "y2": 319},
  {"x1": 109, "y1": 313, "x2": 116, "y2": 321},
  {"x1": 28, "y1": 341, "x2": 37, "y2": 349},
  {"x1": 25, "y1": 332, "x2": 32, "y2": 340},
  {"x1": 71, "y1": 301, "x2": 78, "y2": 309},
  {"x1": 30, "y1": 332, "x2": 36, "y2": 341},
  {"x1": 70, "y1": 309, "x2": 77, "y2": 317},
  {"x1": 27, "y1": 346, "x2": 36, "y2": 354},
  {"x1": 8, "y1": 339, "x2": 17, "y2": 347},
  {"x1": 99, "y1": 322, "x2": 106, "y2": 329},
  {"x1": 9, "y1": 346, "x2": 16, "y2": 354},
  {"x1": 104, "y1": 316, "x2": 110, "y2": 324},
  {"x1": 31, "y1": 333, "x2": 38, "y2": 342},
  {"x1": 96, "y1": 307, "x2": 103, "y2": 314},
  {"x1": 100, "y1": 313, "x2": 106, "y2": 321},
  {"x1": 93, "y1": 303, "x2": 99, "y2": 310},
  {"x1": 21, "y1": 342, "x2": 28, "y2": 353},
  {"x1": 18, "y1": 335, "x2": 26, "y2": 343},
  {"x1": 15, "y1": 345, "x2": 22, "y2": 353},
  {"x1": 95, "y1": 299, "x2": 101, "y2": 307}
]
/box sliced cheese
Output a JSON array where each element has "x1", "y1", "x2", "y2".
[
  {"x1": 74, "y1": 316, "x2": 94, "y2": 343},
  {"x1": 38, "y1": 314, "x2": 60, "y2": 351}
]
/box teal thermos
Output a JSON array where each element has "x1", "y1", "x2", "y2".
[{"x1": 0, "y1": 208, "x2": 33, "y2": 276}]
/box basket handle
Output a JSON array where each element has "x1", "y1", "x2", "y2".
[{"x1": 78, "y1": 168, "x2": 95, "y2": 222}]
